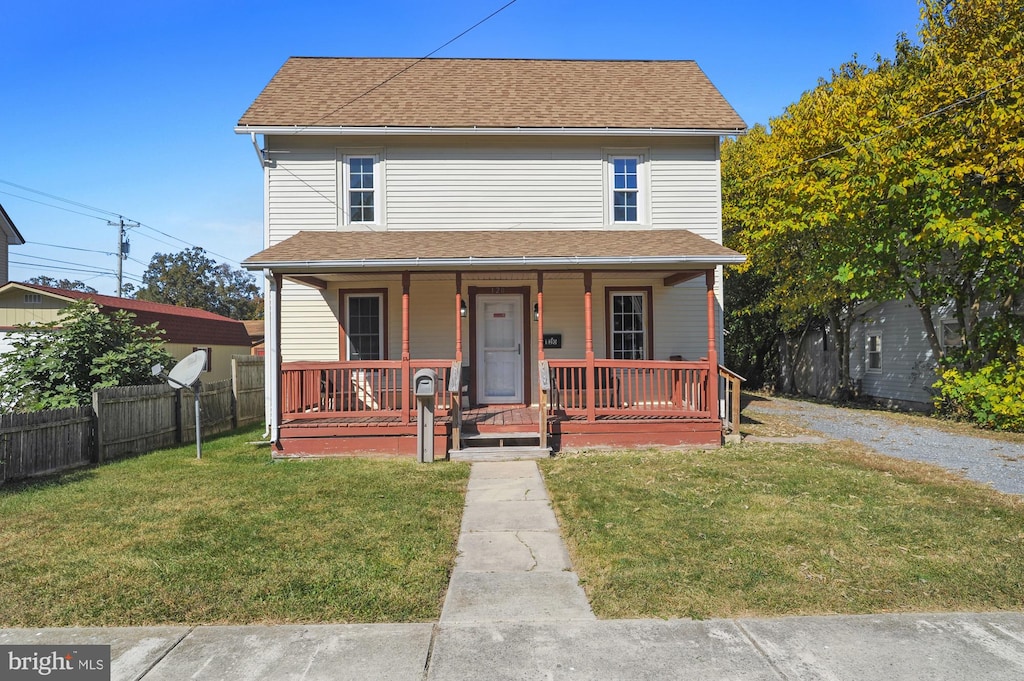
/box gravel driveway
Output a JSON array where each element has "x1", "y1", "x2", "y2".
[{"x1": 746, "y1": 397, "x2": 1024, "y2": 496}]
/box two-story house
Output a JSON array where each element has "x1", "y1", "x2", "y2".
[{"x1": 238, "y1": 58, "x2": 746, "y2": 457}]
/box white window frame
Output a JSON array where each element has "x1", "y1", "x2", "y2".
[
  {"x1": 606, "y1": 152, "x2": 648, "y2": 225},
  {"x1": 941, "y1": 319, "x2": 963, "y2": 350},
  {"x1": 344, "y1": 293, "x2": 385, "y2": 361},
  {"x1": 866, "y1": 334, "x2": 882, "y2": 373},
  {"x1": 341, "y1": 152, "x2": 382, "y2": 226},
  {"x1": 608, "y1": 290, "x2": 650, "y2": 360}
]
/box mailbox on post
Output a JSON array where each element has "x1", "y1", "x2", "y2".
[{"x1": 413, "y1": 368, "x2": 438, "y2": 463}]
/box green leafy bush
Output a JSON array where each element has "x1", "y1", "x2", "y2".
[{"x1": 934, "y1": 345, "x2": 1024, "y2": 432}]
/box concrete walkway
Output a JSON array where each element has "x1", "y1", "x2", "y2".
[
  {"x1": 4, "y1": 460, "x2": 1024, "y2": 679},
  {"x1": 439, "y1": 460, "x2": 594, "y2": 623}
]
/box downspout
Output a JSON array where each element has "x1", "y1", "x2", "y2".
[
  {"x1": 250, "y1": 133, "x2": 269, "y2": 167},
  {"x1": 264, "y1": 269, "x2": 281, "y2": 444}
]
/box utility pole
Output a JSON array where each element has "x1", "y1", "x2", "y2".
[{"x1": 107, "y1": 217, "x2": 137, "y2": 296}]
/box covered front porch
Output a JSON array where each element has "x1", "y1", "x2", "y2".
[{"x1": 247, "y1": 229, "x2": 745, "y2": 458}]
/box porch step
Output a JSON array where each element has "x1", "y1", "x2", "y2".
[
  {"x1": 448, "y1": 446, "x2": 552, "y2": 462},
  {"x1": 461, "y1": 431, "x2": 540, "y2": 445}
]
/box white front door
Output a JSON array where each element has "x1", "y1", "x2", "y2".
[{"x1": 477, "y1": 295, "x2": 524, "y2": 404}]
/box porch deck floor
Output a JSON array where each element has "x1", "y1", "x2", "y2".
[{"x1": 464, "y1": 406, "x2": 539, "y2": 429}]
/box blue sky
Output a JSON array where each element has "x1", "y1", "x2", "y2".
[{"x1": 3, "y1": 0, "x2": 923, "y2": 296}]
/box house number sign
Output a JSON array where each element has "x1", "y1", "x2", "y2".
[{"x1": 543, "y1": 334, "x2": 562, "y2": 349}]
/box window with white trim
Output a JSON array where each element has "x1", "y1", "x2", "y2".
[
  {"x1": 609, "y1": 291, "x2": 649, "y2": 360},
  {"x1": 345, "y1": 293, "x2": 383, "y2": 360},
  {"x1": 343, "y1": 155, "x2": 379, "y2": 224},
  {"x1": 941, "y1": 320, "x2": 963, "y2": 350},
  {"x1": 866, "y1": 334, "x2": 882, "y2": 372},
  {"x1": 609, "y1": 155, "x2": 643, "y2": 223}
]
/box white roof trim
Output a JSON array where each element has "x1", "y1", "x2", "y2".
[
  {"x1": 245, "y1": 254, "x2": 746, "y2": 271},
  {"x1": 235, "y1": 125, "x2": 747, "y2": 137}
]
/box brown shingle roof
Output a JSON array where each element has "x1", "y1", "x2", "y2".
[
  {"x1": 238, "y1": 58, "x2": 746, "y2": 131},
  {"x1": 243, "y1": 229, "x2": 744, "y2": 270}
]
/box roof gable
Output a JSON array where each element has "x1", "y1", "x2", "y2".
[{"x1": 238, "y1": 58, "x2": 746, "y2": 132}]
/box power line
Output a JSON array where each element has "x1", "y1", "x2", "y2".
[
  {"x1": 0, "y1": 179, "x2": 243, "y2": 265},
  {"x1": 0, "y1": 178, "x2": 124, "y2": 218},
  {"x1": 27, "y1": 241, "x2": 116, "y2": 256},
  {"x1": 292, "y1": 0, "x2": 520, "y2": 133},
  {"x1": 0, "y1": 189, "x2": 112, "y2": 222},
  {"x1": 134, "y1": 222, "x2": 238, "y2": 264},
  {"x1": 752, "y1": 70, "x2": 1024, "y2": 181}
]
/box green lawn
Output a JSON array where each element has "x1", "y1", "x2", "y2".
[
  {"x1": 0, "y1": 426, "x2": 469, "y2": 627},
  {"x1": 541, "y1": 442, "x2": 1024, "y2": 620}
]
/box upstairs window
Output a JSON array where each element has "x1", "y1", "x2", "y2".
[
  {"x1": 611, "y1": 157, "x2": 640, "y2": 223},
  {"x1": 344, "y1": 155, "x2": 379, "y2": 224}
]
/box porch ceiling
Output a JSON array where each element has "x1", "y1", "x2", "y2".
[{"x1": 243, "y1": 228, "x2": 745, "y2": 274}]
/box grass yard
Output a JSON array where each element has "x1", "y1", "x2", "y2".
[
  {"x1": 540, "y1": 442, "x2": 1024, "y2": 620},
  {"x1": 0, "y1": 426, "x2": 469, "y2": 627}
]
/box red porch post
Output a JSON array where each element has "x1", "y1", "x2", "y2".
[
  {"x1": 536, "y1": 272, "x2": 544, "y2": 361},
  {"x1": 402, "y1": 271, "x2": 412, "y2": 423},
  {"x1": 455, "y1": 272, "x2": 463, "y2": 363},
  {"x1": 706, "y1": 268, "x2": 720, "y2": 420},
  {"x1": 584, "y1": 271, "x2": 596, "y2": 423}
]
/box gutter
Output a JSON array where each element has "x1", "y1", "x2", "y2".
[
  {"x1": 242, "y1": 254, "x2": 747, "y2": 271},
  {"x1": 234, "y1": 125, "x2": 748, "y2": 138}
]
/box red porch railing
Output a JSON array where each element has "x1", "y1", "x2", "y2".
[
  {"x1": 281, "y1": 360, "x2": 457, "y2": 420},
  {"x1": 545, "y1": 359, "x2": 711, "y2": 418}
]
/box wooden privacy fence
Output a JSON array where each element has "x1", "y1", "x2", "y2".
[
  {"x1": 1, "y1": 355, "x2": 265, "y2": 484},
  {"x1": 0, "y1": 407, "x2": 93, "y2": 482}
]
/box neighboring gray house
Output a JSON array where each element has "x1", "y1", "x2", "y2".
[
  {"x1": 783, "y1": 297, "x2": 964, "y2": 410},
  {"x1": 0, "y1": 203, "x2": 25, "y2": 286}
]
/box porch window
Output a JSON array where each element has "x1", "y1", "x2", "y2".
[
  {"x1": 867, "y1": 334, "x2": 882, "y2": 372},
  {"x1": 344, "y1": 293, "x2": 384, "y2": 360},
  {"x1": 344, "y1": 155, "x2": 379, "y2": 224},
  {"x1": 607, "y1": 289, "x2": 651, "y2": 360}
]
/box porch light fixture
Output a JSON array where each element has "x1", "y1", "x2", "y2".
[
  {"x1": 460, "y1": 300, "x2": 468, "y2": 318},
  {"x1": 533, "y1": 303, "x2": 539, "y2": 321}
]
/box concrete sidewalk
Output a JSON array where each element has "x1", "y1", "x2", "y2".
[
  {"x1": 4, "y1": 461, "x2": 1024, "y2": 679},
  {"x1": 5, "y1": 613, "x2": 1024, "y2": 680}
]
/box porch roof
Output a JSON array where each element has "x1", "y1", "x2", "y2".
[{"x1": 243, "y1": 229, "x2": 745, "y2": 273}]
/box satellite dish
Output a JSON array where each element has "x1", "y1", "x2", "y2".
[{"x1": 167, "y1": 350, "x2": 207, "y2": 389}]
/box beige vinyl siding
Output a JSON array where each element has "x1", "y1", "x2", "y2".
[
  {"x1": 385, "y1": 145, "x2": 603, "y2": 228},
  {"x1": 650, "y1": 139, "x2": 721, "y2": 240},
  {"x1": 265, "y1": 146, "x2": 338, "y2": 245},
  {"x1": 409, "y1": 279, "x2": 458, "y2": 359},
  {"x1": 279, "y1": 282, "x2": 340, "y2": 362},
  {"x1": 262, "y1": 135, "x2": 727, "y2": 239}
]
